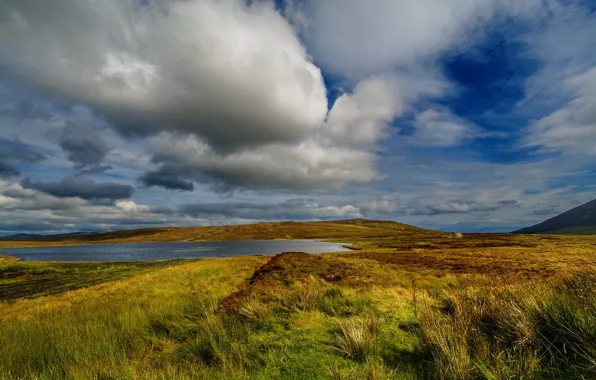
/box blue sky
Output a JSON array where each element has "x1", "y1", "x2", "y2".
[{"x1": 0, "y1": 0, "x2": 595, "y2": 234}]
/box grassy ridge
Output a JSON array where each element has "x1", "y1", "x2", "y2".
[
  {"x1": 1, "y1": 222, "x2": 596, "y2": 378},
  {"x1": 0, "y1": 219, "x2": 434, "y2": 249}
]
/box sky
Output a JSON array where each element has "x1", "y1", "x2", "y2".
[{"x1": 0, "y1": 0, "x2": 595, "y2": 235}]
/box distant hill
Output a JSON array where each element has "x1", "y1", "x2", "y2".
[
  {"x1": 1, "y1": 232, "x2": 91, "y2": 239},
  {"x1": 2, "y1": 233, "x2": 45, "y2": 239},
  {"x1": 0, "y1": 219, "x2": 440, "y2": 248},
  {"x1": 514, "y1": 199, "x2": 596, "y2": 235}
]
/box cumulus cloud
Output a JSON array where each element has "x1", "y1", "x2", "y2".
[
  {"x1": 174, "y1": 196, "x2": 400, "y2": 222},
  {"x1": 0, "y1": 182, "x2": 171, "y2": 234},
  {"x1": 59, "y1": 122, "x2": 111, "y2": 173},
  {"x1": 1, "y1": 182, "x2": 87, "y2": 211},
  {"x1": 298, "y1": 0, "x2": 542, "y2": 78},
  {"x1": 139, "y1": 168, "x2": 195, "y2": 192},
  {"x1": 21, "y1": 176, "x2": 133, "y2": 201},
  {"x1": 0, "y1": 0, "x2": 327, "y2": 150},
  {"x1": 0, "y1": 179, "x2": 403, "y2": 234},
  {"x1": 140, "y1": 73, "x2": 405, "y2": 191},
  {"x1": 143, "y1": 132, "x2": 382, "y2": 191},
  {"x1": 324, "y1": 76, "x2": 403, "y2": 146},
  {"x1": 0, "y1": 138, "x2": 45, "y2": 178},
  {"x1": 0, "y1": 0, "x2": 594, "y2": 234},
  {"x1": 356, "y1": 195, "x2": 399, "y2": 216},
  {"x1": 176, "y1": 199, "x2": 362, "y2": 220},
  {"x1": 0, "y1": 0, "x2": 408, "y2": 191}
]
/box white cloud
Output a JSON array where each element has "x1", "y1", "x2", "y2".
[
  {"x1": 146, "y1": 131, "x2": 381, "y2": 191},
  {"x1": 410, "y1": 109, "x2": 476, "y2": 147},
  {"x1": 298, "y1": 0, "x2": 543, "y2": 79},
  {"x1": 0, "y1": 0, "x2": 595, "y2": 234},
  {"x1": 524, "y1": 67, "x2": 596, "y2": 155},
  {"x1": 0, "y1": 0, "x2": 412, "y2": 191},
  {"x1": 357, "y1": 195, "x2": 399, "y2": 216},
  {"x1": 0, "y1": 180, "x2": 379, "y2": 234},
  {"x1": 513, "y1": 1, "x2": 596, "y2": 156},
  {"x1": 0, "y1": 0, "x2": 327, "y2": 151},
  {"x1": 324, "y1": 76, "x2": 403, "y2": 147}
]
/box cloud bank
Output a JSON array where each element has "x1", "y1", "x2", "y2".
[
  {"x1": 0, "y1": 0, "x2": 594, "y2": 233},
  {"x1": 0, "y1": 0, "x2": 415, "y2": 191}
]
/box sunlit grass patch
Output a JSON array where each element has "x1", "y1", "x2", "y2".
[
  {"x1": 419, "y1": 271, "x2": 596, "y2": 379},
  {"x1": 331, "y1": 315, "x2": 380, "y2": 362}
]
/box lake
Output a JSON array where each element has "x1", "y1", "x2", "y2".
[{"x1": 1, "y1": 240, "x2": 348, "y2": 262}]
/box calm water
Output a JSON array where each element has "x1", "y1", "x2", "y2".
[{"x1": 1, "y1": 240, "x2": 348, "y2": 262}]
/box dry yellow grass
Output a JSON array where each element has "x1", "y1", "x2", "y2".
[{"x1": 1, "y1": 255, "x2": 266, "y2": 321}]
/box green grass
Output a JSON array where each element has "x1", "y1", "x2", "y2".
[
  {"x1": 0, "y1": 255, "x2": 421, "y2": 379},
  {"x1": 419, "y1": 271, "x2": 596, "y2": 379},
  {"x1": 1, "y1": 229, "x2": 596, "y2": 379}
]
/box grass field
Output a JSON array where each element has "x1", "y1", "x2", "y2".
[{"x1": 1, "y1": 220, "x2": 596, "y2": 379}]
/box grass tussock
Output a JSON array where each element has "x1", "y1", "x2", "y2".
[
  {"x1": 331, "y1": 315, "x2": 380, "y2": 362},
  {"x1": 420, "y1": 270, "x2": 596, "y2": 379},
  {"x1": 176, "y1": 311, "x2": 257, "y2": 371}
]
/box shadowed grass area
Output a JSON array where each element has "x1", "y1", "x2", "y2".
[
  {"x1": 1, "y1": 221, "x2": 596, "y2": 379},
  {"x1": 0, "y1": 259, "x2": 193, "y2": 300}
]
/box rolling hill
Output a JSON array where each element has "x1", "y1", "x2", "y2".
[
  {"x1": 0, "y1": 219, "x2": 442, "y2": 249},
  {"x1": 514, "y1": 199, "x2": 596, "y2": 235}
]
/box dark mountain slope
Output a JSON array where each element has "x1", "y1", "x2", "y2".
[{"x1": 514, "y1": 199, "x2": 596, "y2": 234}]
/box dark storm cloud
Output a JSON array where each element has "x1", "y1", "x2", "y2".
[
  {"x1": 139, "y1": 169, "x2": 195, "y2": 191},
  {"x1": 0, "y1": 161, "x2": 20, "y2": 178},
  {"x1": 21, "y1": 176, "x2": 133, "y2": 201},
  {"x1": 75, "y1": 165, "x2": 114, "y2": 176},
  {"x1": 0, "y1": 138, "x2": 45, "y2": 163},
  {"x1": 0, "y1": 138, "x2": 45, "y2": 178},
  {"x1": 497, "y1": 200, "x2": 519, "y2": 207},
  {"x1": 59, "y1": 123, "x2": 110, "y2": 171}
]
